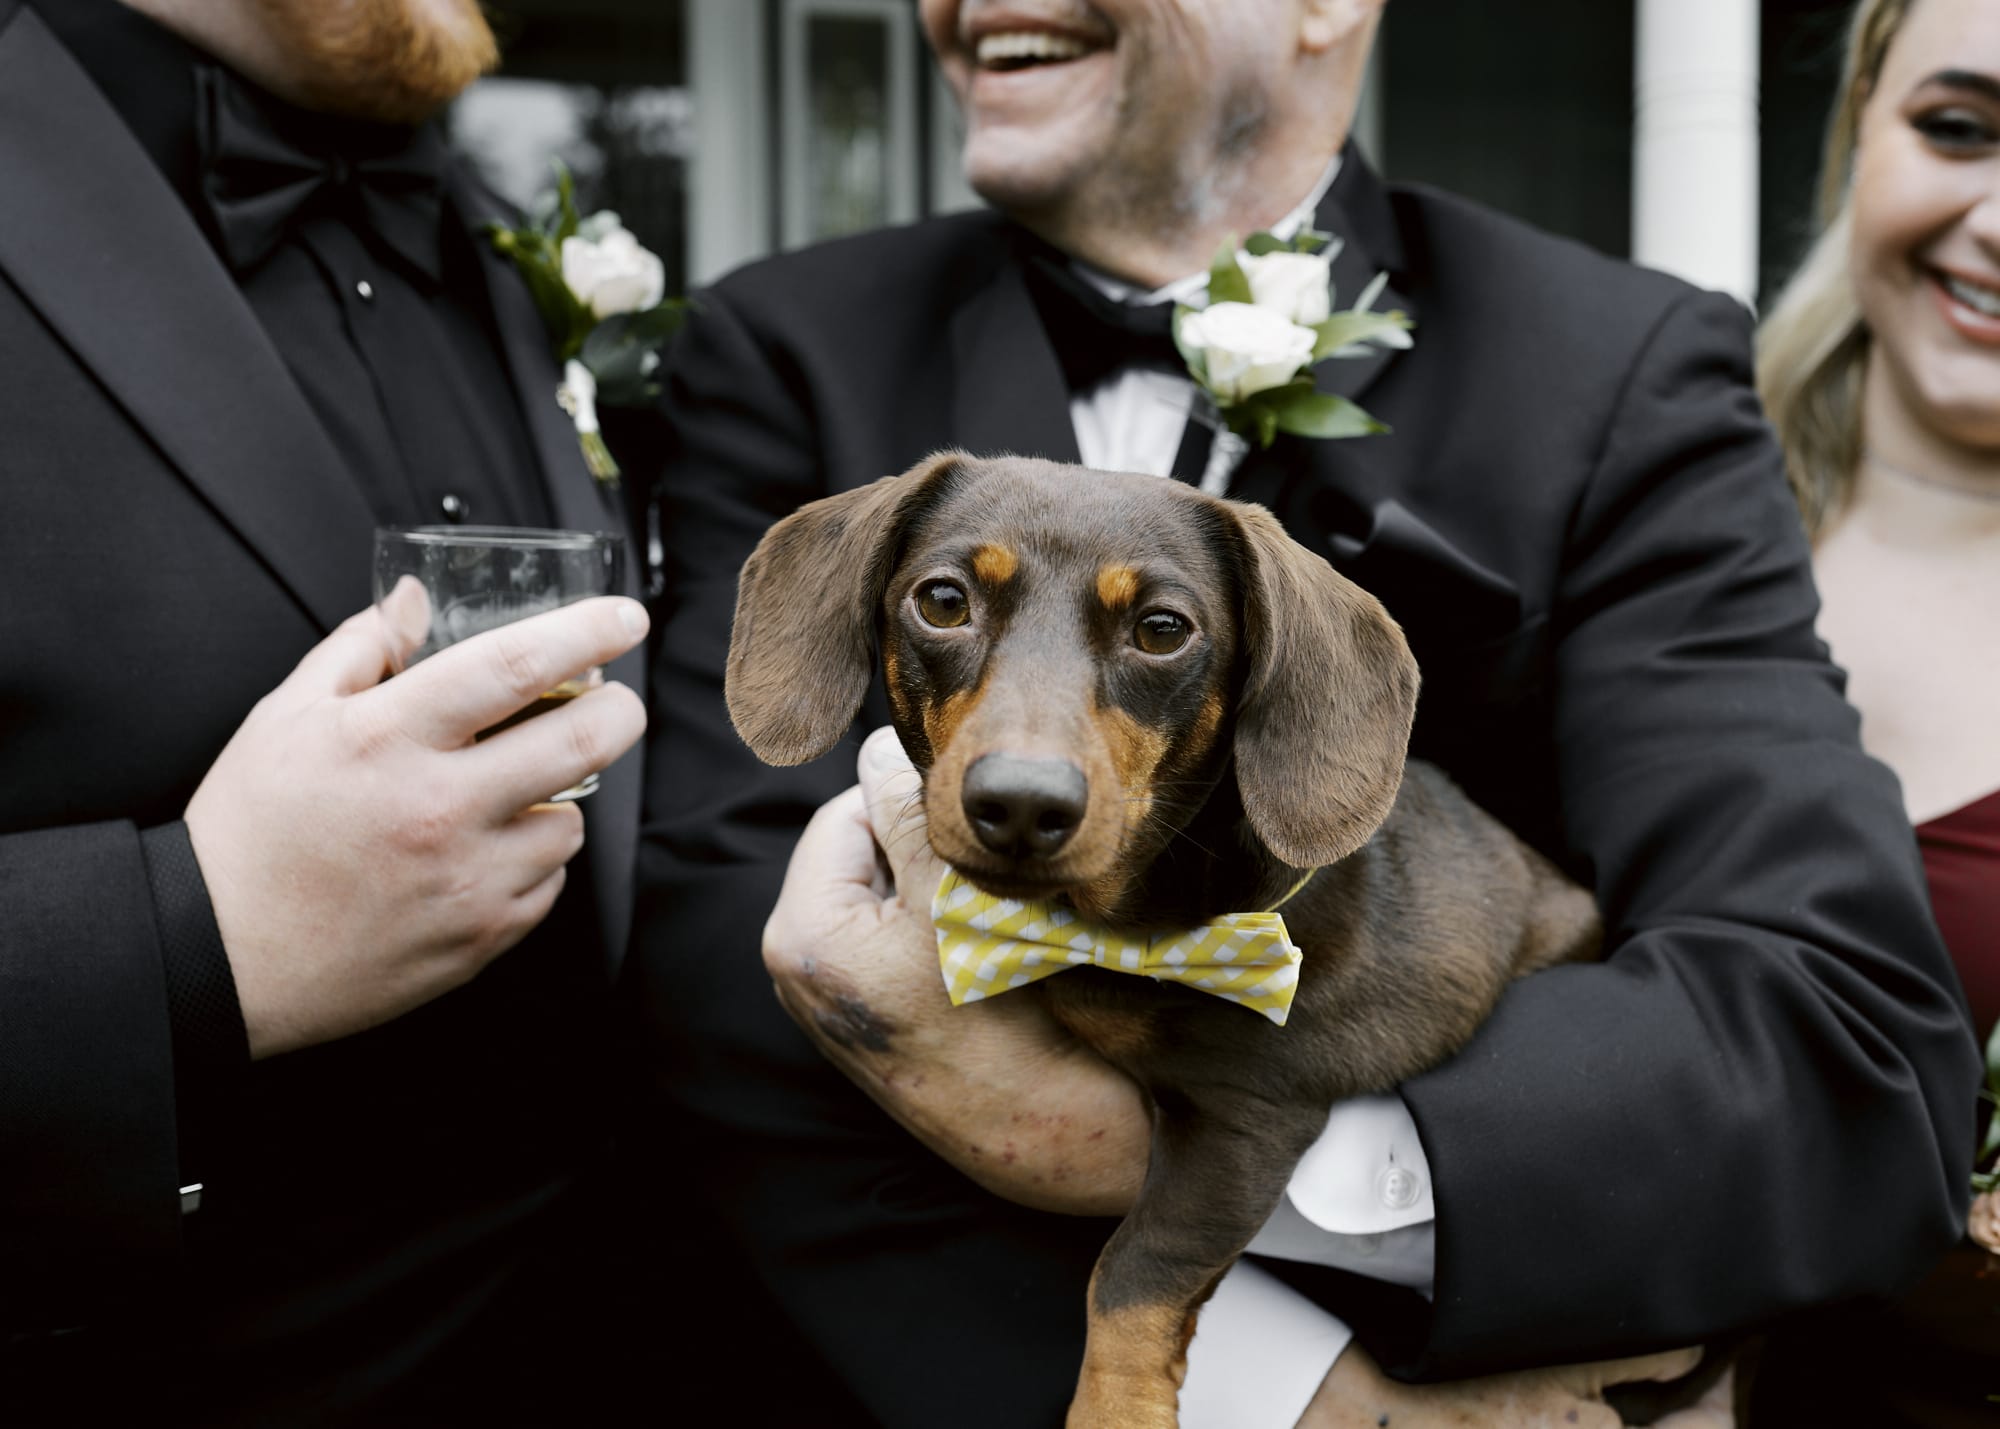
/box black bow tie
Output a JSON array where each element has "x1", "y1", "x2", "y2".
[
  {"x1": 1024, "y1": 251, "x2": 1188, "y2": 395},
  {"x1": 193, "y1": 65, "x2": 448, "y2": 281}
]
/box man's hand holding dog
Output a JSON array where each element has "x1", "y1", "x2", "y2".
[{"x1": 763, "y1": 726, "x2": 1153, "y2": 1217}]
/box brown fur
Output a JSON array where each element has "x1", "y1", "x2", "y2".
[{"x1": 726, "y1": 454, "x2": 1602, "y2": 1428}]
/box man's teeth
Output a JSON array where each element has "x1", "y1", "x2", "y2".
[
  {"x1": 1944, "y1": 274, "x2": 2000, "y2": 319},
  {"x1": 975, "y1": 31, "x2": 1090, "y2": 66}
]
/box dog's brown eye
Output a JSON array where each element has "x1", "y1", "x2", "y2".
[
  {"x1": 1134, "y1": 611, "x2": 1190, "y2": 654},
  {"x1": 917, "y1": 580, "x2": 971, "y2": 628}
]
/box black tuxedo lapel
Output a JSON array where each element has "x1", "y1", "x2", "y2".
[
  {"x1": 1232, "y1": 150, "x2": 1520, "y2": 654},
  {"x1": 950, "y1": 244, "x2": 1082, "y2": 467},
  {"x1": 450, "y1": 173, "x2": 621, "y2": 542},
  {"x1": 1315, "y1": 148, "x2": 1417, "y2": 406},
  {"x1": 0, "y1": 7, "x2": 372, "y2": 635},
  {"x1": 451, "y1": 173, "x2": 640, "y2": 973}
]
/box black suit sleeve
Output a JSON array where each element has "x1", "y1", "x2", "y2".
[
  {"x1": 139, "y1": 822, "x2": 249, "y2": 1186},
  {"x1": 1389, "y1": 290, "x2": 1980, "y2": 1376},
  {"x1": 633, "y1": 288, "x2": 1109, "y2": 1429},
  {"x1": 1, "y1": 816, "x2": 250, "y2": 1339},
  {"x1": 1, "y1": 822, "x2": 182, "y2": 1334}
]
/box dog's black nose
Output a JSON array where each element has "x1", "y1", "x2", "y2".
[{"x1": 962, "y1": 754, "x2": 1088, "y2": 859}]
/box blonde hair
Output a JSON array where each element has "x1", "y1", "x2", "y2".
[{"x1": 1756, "y1": 0, "x2": 1917, "y2": 537}]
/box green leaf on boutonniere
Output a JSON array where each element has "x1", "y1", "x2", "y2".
[
  {"x1": 1207, "y1": 238, "x2": 1254, "y2": 306},
  {"x1": 551, "y1": 162, "x2": 582, "y2": 244},
  {"x1": 1242, "y1": 232, "x2": 1289, "y2": 257},
  {"x1": 488, "y1": 225, "x2": 595, "y2": 361},
  {"x1": 581, "y1": 300, "x2": 691, "y2": 404},
  {"x1": 1226, "y1": 399, "x2": 1279, "y2": 448},
  {"x1": 1292, "y1": 227, "x2": 1340, "y2": 258},
  {"x1": 1231, "y1": 380, "x2": 1389, "y2": 443},
  {"x1": 1274, "y1": 389, "x2": 1390, "y2": 439},
  {"x1": 1312, "y1": 308, "x2": 1415, "y2": 362},
  {"x1": 1224, "y1": 379, "x2": 1313, "y2": 448}
]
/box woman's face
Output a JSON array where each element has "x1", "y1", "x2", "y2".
[{"x1": 1852, "y1": 0, "x2": 2000, "y2": 450}]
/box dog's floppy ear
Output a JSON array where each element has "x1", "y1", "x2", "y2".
[
  {"x1": 726, "y1": 451, "x2": 966, "y2": 766},
  {"x1": 1228, "y1": 502, "x2": 1419, "y2": 867}
]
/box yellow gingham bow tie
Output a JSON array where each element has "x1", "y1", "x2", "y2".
[{"x1": 930, "y1": 870, "x2": 1305, "y2": 1025}]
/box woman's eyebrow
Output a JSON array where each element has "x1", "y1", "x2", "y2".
[{"x1": 1915, "y1": 68, "x2": 2000, "y2": 103}]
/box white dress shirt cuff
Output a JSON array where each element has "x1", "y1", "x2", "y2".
[
  {"x1": 1248, "y1": 1092, "x2": 1437, "y2": 1292},
  {"x1": 1181, "y1": 1258, "x2": 1352, "y2": 1429},
  {"x1": 1180, "y1": 1095, "x2": 1434, "y2": 1427}
]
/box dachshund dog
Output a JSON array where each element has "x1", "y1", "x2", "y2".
[{"x1": 725, "y1": 451, "x2": 1602, "y2": 1428}]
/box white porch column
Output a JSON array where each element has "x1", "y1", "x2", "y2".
[
  {"x1": 688, "y1": 0, "x2": 771, "y2": 285},
  {"x1": 1632, "y1": 0, "x2": 1760, "y2": 305}
]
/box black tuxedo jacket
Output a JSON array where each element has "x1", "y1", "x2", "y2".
[
  {"x1": 636, "y1": 154, "x2": 1979, "y2": 1422},
  {"x1": 0, "y1": 3, "x2": 645, "y2": 1416}
]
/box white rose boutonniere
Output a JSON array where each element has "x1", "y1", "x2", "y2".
[
  {"x1": 561, "y1": 224, "x2": 666, "y2": 320},
  {"x1": 487, "y1": 166, "x2": 686, "y2": 483},
  {"x1": 1236, "y1": 248, "x2": 1334, "y2": 325},
  {"x1": 1175, "y1": 303, "x2": 1319, "y2": 404},
  {"x1": 1174, "y1": 228, "x2": 1412, "y2": 492}
]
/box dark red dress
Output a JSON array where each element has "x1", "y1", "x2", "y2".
[
  {"x1": 1921, "y1": 787, "x2": 2000, "y2": 1035},
  {"x1": 1752, "y1": 789, "x2": 2000, "y2": 1426}
]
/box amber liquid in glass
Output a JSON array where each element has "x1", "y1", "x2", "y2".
[
  {"x1": 475, "y1": 677, "x2": 593, "y2": 742},
  {"x1": 475, "y1": 676, "x2": 602, "y2": 801}
]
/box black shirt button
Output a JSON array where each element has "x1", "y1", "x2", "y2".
[
  {"x1": 355, "y1": 278, "x2": 375, "y2": 301},
  {"x1": 440, "y1": 493, "x2": 469, "y2": 522}
]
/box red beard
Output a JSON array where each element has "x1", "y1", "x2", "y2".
[{"x1": 253, "y1": 0, "x2": 500, "y2": 123}]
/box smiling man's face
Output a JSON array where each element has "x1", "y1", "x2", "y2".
[{"x1": 922, "y1": 0, "x2": 1310, "y2": 233}]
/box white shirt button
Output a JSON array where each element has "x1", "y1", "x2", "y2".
[
  {"x1": 355, "y1": 278, "x2": 375, "y2": 301},
  {"x1": 439, "y1": 493, "x2": 469, "y2": 521},
  {"x1": 1378, "y1": 1165, "x2": 1422, "y2": 1210}
]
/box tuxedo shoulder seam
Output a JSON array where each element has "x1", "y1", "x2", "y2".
[{"x1": 1574, "y1": 286, "x2": 1722, "y2": 522}]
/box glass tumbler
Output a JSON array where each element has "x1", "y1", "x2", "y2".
[{"x1": 373, "y1": 525, "x2": 623, "y2": 801}]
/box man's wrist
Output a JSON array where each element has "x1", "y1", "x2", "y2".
[{"x1": 841, "y1": 1019, "x2": 1148, "y2": 1216}]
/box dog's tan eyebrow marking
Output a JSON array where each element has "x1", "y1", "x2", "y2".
[
  {"x1": 971, "y1": 543, "x2": 1018, "y2": 585},
  {"x1": 1095, "y1": 564, "x2": 1141, "y2": 610}
]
